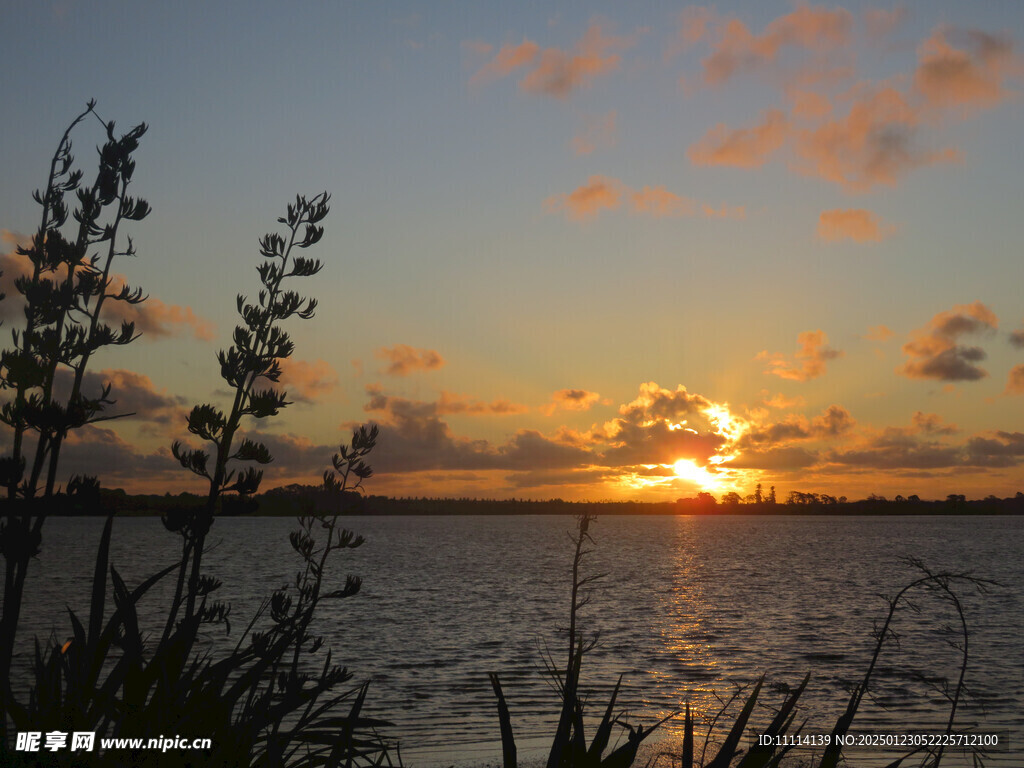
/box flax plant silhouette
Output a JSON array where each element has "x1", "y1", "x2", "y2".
[
  {"x1": 0, "y1": 101, "x2": 149, "y2": 744},
  {"x1": 6, "y1": 426, "x2": 398, "y2": 767},
  {"x1": 2, "y1": 170, "x2": 397, "y2": 763},
  {"x1": 169, "y1": 192, "x2": 329, "y2": 633}
]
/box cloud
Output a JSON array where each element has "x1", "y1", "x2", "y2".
[
  {"x1": 470, "y1": 22, "x2": 637, "y2": 98},
  {"x1": 545, "y1": 176, "x2": 744, "y2": 222},
  {"x1": 1008, "y1": 324, "x2": 1024, "y2": 348},
  {"x1": 1005, "y1": 365, "x2": 1024, "y2": 395},
  {"x1": 699, "y1": 5, "x2": 854, "y2": 86},
  {"x1": 542, "y1": 388, "x2": 602, "y2": 415},
  {"x1": 0, "y1": 233, "x2": 32, "y2": 322},
  {"x1": 571, "y1": 110, "x2": 617, "y2": 155},
  {"x1": 111, "y1": 294, "x2": 216, "y2": 342},
  {"x1": 963, "y1": 431, "x2": 1024, "y2": 467},
  {"x1": 865, "y1": 325, "x2": 894, "y2": 341},
  {"x1": 818, "y1": 208, "x2": 895, "y2": 243},
  {"x1": 597, "y1": 382, "x2": 746, "y2": 468},
  {"x1": 827, "y1": 429, "x2": 964, "y2": 469},
  {"x1": 912, "y1": 411, "x2": 958, "y2": 435},
  {"x1": 761, "y1": 392, "x2": 806, "y2": 409},
  {"x1": 468, "y1": 39, "x2": 540, "y2": 86},
  {"x1": 545, "y1": 175, "x2": 622, "y2": 220},
  {"x1": 28, "y1": 425, "x2": 183, "y2": 490},
  {"x1": 357, "y1": 381, "x2": 752, "y2": 490},
  {"x1": 688, "y1": 109, "x2": 789, "y2": 168},
  {"x1": 630, "y1": 186, "x2": 696, "y2": 217},
  {"x1": 827, "y1": 424, "x2": 1024, "y2": 470},
  {"x1": 728, "y1": 446, "x2": 818, "y2": 471},
  {"x1": 520, "y1": 22, "x2": 637, "y2": 98},
  {"x1": 0, "y1": 237, "x2": 214, "y2": 341},
  {"x1": 374, "y1": 344, "x2": 445, "y2": 376},
  {"x1": 278, "y1": 358, "x2": 339, "y2": 403},
  {"x1": 914, "y1": 27, "x2": 1020, "y2": 113},
  {"x1": 900, "y1": 301, "x2": 998, "y2": 381},
  {"x1": 436, "y1": 390, "x2": 529, "y2": 416},
  {"x1": 676, "y1": 13, "x2": 1014, "y2": 192},
  {"x1": 360, "y1": 385, "x2": 589, "y2": 474},
  {"x1": 791, "y1": 89, "x2": 833, "y2": 119},
  {"x1": 793, "y1": 83, "x2": 960, "y2": 191},
  {"x1": 366, "y1": 385, "x2": 527, "y2": 420},
  {"x1": 739, "y1": 404, "x2": 854, "y2": 448},
  {"x1": 46, "y1": 368, "x2": 189, "y2": 431},
  {"x1": 758, "y1": 330, "x2": 843, "y2": 381}
]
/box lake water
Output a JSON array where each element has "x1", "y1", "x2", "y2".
[{"x1": 9, "y1": 514, "x2": 1023, "y2": 767}]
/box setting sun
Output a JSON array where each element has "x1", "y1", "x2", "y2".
[{"x1": 671, "y1": 458, "x2": 721, "y2": 491}]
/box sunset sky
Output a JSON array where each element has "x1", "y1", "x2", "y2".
[{"x1": 2, "y1": 1, "x2": 1024, "y2": 501}]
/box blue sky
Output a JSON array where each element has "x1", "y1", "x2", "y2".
[{"x1": 2, "y1": 1, "x2": 1024, "y2": 500}]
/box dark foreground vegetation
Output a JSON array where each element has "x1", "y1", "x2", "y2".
[
  {"x1": 0, "y1": 105, "x2": 1004, "y2": 767},
  {"x1": 0, "y1": 103, "x2": 396, "y2": 766}
]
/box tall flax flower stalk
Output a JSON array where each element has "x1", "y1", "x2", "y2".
[
  {"x1": 170, "y1": 193, "x2": 329, "y2": 628},
  {"x1": 0, "y1": 103, "x2": 148, "y2": 740}
]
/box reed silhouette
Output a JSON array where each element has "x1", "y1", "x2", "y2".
[{"x1": 492, "y1": 517, "x2": 995, "y2": 768}]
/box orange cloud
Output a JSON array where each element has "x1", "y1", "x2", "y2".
[
  {"x1": 361, "y1": 385, "x2": 589, "y2": 473},
  {"x1": 470, "y1": 22, "x2": 636, "y2": 98},
  {"x1": 51, "y1": 367, "x2": 188, "y2": 429},
  {"x1": 700, "y1": 5, "x2": 853, "y2": 86},
  {"x1": 542, "y1": 388, "x2": 602, "y2": 416},
  {"x1": 915, "y1": 27, "x2": 1019, "y2": 112},
  {"x1": 794, "y1": 84, "x2": 959, "y2": 191},
  {"x1": 375, "y1": 344, "x2": 445, "y2": 376},
  {"x1": 758, "y1": 330, "x2": 843, "y2": 381},
  {"x1": 912, "y1": 411, "x2": 958, "y2": 435},
  {"x1": 437, "y1": 391, "x2": 529, "y2": 416},
  {"x1": 900, "y1": 302, "x2": 998, "y2": 381},
  {"x1": 677, "y1": 13, "x2": 1013, "y2": 193},
  {"x1": 469, "y1": 39, "x2": 540, "y2": 86},
  {"x1": 865, "y1": 324, "x2": 894, "y2": 341},
  {"x1": 0, "y1": 232, "x2": 32, "y2": 321},
  {"x1": 278, "y1": 357, "x2": 339, "y2": 403},
  {"x1": 112, "y1": 296, "x2": 215, "y2": 342},
  {"x1": 598, "y1": 382, "x2": 747, "y2": 469},
  {"x1": 1, "y1": 235, "x2": 214, "y2": 341},
  {"x1": 546, "y1": 176, "x2": 743, "y2": 222},
  {"x1": 630, "y1": 186, "x2": 695, "y2": 217},
  {"x1": 520, "y1": 22, "x2": 636, "y2": 98},
  {"x1": 688, "y1": 109, "x2": 789, "y2": 168},
  {"x1": 761, "y1": 392, "x2": 806, "y2": 410},
  {"x1": 739, "y1": 404, "x2": 855, "y2": 449},
  {"x1": 571, "y1": 110, "x2": 617, "y2": 155},
  {"x1": 545, "y1": 175, "x2": 623, "y2": 221},
  {"x1": 818, "y1": 208, "x2": 894, "y2": 243},
  {"x1": 1005, "y1": 365, "x2": 1024, "y2": 395}
]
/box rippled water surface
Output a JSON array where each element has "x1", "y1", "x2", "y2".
[{"x1": 11, "y1": 514, "x2": 1024, "y2": 766}]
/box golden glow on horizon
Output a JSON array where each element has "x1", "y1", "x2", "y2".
[{"x1": 671, "y1": 459, "x2": 722, "y2": 492}]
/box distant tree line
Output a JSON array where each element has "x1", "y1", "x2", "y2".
[{"x1": 70, "y1": 484, "x2": 1024, "y2": 517}]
